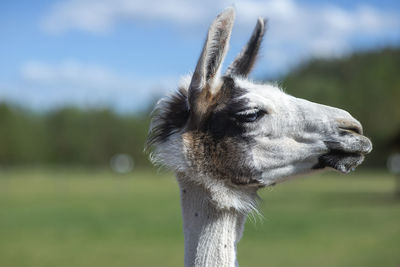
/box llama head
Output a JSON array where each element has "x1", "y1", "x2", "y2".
[{"x1": 147, "y1": 8, "x2": 372, "y2": 211}]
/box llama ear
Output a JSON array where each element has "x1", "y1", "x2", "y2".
[
  {"x1": 188, "y1": 8, "x2": 235, "y2": 114},
  {"x1": 226, "y1": 18, "x2": 266, "y2": 77}
]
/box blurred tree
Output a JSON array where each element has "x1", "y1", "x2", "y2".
[
  {"x1": 0, "y1": 104, "x2": 151, "y2": 168},
  {"x1": 44, "y1": 107, "x2": 151, "y2": 167},
  {"x1": 0, "y1": 103, "x2": 47, "y2": 165}
]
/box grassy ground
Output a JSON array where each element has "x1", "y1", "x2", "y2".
[{"x1": 0, "y1": 168, "x2": 399, "y2": 267}]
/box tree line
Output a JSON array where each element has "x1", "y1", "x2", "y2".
[
  {"x1": 0, "y1": 48, "x2": 399, "y2": 169},
  {"x1": 0, "y1": 104, "x2": 151, "y2": 168}
]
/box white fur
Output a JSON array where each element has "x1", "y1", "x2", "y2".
[
  {"x1": 233, "y1": 77, "x2": 370, "y2": 185},
  {"x1": 148, "y1": 8, "x2": 372, "y2": 267},
  {"x1": 179, "y1": 177, "x2": 246, "y2": 267}
]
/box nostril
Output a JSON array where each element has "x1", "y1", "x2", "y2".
[
  {"x1": 337, "y1": 119, "x2": 363, "y2": 135},
  {"x1": 339, "y1": 126, "x2": 362, "y2": 135}
]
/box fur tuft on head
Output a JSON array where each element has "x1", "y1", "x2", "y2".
[{"x1": 146, "y1": 80, "x2": 190, "y2": 171}]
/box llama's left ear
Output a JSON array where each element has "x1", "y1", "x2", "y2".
[
  {"x1": 188, "y1": 8, "x2": 235, "y2": 117},
  {"x1": 226, "y1": 18, "x2": 266, "y2": 77}
]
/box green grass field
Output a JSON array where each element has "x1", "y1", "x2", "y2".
[{"x1": 0, "y1": 168, "x2": 399, "y2": 267}]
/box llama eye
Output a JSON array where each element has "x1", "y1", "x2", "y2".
[{"x1": 236, "y1": 109, "x2": 265, "y2": 123}]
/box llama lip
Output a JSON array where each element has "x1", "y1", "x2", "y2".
[
  {"x1": 313, "y1": 149, "x2": 365, "y2": 173},
  {"x1": 314, "y1": 136, "x2": 372, "y2": 173}
]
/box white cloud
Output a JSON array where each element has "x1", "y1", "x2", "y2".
[
  {"x1": 22, "y1": 61, "x2": 118, "y2": 88},
  {"x1": 41, "y1": 0, "x2": 399, "y2": 38},
  {"x1": 41, "y1": 0, "x2": 209, "y2": 34},
  {"x1": 18, "y1": 60, "x2": 177, "y2": 111},
  {"x1": 40, "y1": 0, "x2": 400, "y2": 75}
]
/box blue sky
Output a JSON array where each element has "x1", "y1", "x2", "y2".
[{"x1": 0, "y1": 0, "x2": 399, "y2": 112}]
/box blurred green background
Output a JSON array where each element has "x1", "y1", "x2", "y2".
[
  {"x1": 1, "y1": 1, "x2": 400, "y2": 266},
  {"x1": 1, "y1": 48, "x2": 400, "y2": 267},
  {"x1": 1, "y1": 169, "x2": 399, "y2": 267}
]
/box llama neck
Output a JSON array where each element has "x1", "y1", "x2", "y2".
[{"x1": 178, "y1": 178, "x2": 247, "y2": 267}]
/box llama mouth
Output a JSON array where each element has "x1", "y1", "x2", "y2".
[{"x1": 313, "y1": 149, "x2": 365, "y2": 174}]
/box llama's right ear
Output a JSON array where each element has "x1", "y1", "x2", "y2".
[
  {"x1": 226, "y1": 18, "x2": 266, "y2": 77},
  {"x1": 188, "y1": 8, "x2": 235, "y2": 116}
]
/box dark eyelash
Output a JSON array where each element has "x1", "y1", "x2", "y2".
[{"x1": 235, "y1": 109, "x2": 266, "y2": 123}]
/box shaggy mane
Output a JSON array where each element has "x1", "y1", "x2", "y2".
[{"x1": 147, "y1": 86, "x2": 189, "y2": 151}]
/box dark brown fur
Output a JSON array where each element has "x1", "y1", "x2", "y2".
[
  {"x1": 183, "y1": 132, "x2": 262, "y2": 185},
  {"x1": 147, "y1": 87, "x2": 189, "y2": 148}
]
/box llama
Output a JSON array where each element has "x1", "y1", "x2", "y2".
[{"x1": 147, "y1": 8, "x2": 372, "y2": 267}]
